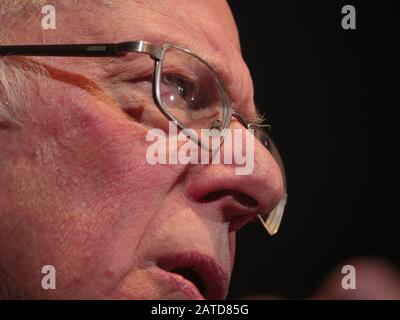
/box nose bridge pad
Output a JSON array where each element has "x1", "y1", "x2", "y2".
[{"x1": 209, "y1": 119, "x2": 223, "y2": 131}]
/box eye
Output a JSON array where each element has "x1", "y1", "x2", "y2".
[{"x1": 161, "y1": 74, "x2": 203, "y2": 111}]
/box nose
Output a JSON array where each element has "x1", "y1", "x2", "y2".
[{"x1": 185, "y1": 121, "x2": 285, "y2": 232}]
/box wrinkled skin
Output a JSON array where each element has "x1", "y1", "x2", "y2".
[{"x1": 0, "y1": 1, "x2": 283, "y2": 299}]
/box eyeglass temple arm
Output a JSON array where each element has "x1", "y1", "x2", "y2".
[{"x1": 0, "y1": 41, "x2": 161, "y2": 58}]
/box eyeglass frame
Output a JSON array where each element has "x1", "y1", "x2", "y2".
[{"x1": 0, "y1": 40, "x2": 287, "y2": 235}]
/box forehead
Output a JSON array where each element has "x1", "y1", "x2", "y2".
[{"x1": 73, "y1": 0, "x2": 241, "y2": 52}]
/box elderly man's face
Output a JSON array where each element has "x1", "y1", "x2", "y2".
[{"x1": 0, "y1": 1, "x2": 283, "y2": 299}]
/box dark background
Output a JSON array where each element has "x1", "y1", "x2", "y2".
[{"x1": 227, "y1": 1, "x2": 398, "y2": 299}]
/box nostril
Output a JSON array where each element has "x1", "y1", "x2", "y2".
[{"x1": 201, "y1": 190, "x2": 258, "y2": 208}]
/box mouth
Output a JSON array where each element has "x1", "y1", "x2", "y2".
[{"x1": 157, "y1": 251, "x2": 229, "y2": 300}]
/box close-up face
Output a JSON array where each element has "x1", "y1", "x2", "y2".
[{"x1": 0, "y1": 0, "x2": 284, "y2": 299}]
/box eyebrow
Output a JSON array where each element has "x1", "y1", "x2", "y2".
[
  {"x1": 233, "y1": 105, "x2": 267, "y2": 126},
  {"x1": 247, "y1": 107, "x2": 268, "y2": 125}
]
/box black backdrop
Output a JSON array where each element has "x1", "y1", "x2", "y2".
[{"x1": 227, "y1": 1, "x2": 398, "y2": 299}]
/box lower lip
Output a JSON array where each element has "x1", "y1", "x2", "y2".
[{"x1": 156, "y1": 268, "x2": 205, "y2": 300}]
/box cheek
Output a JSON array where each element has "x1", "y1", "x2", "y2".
[{"x1": 0, "y1": 82, "x2": 181, "y2": 297}]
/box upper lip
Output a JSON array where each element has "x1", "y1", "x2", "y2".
[{"x1": 157, "y1": 251, "x2": 229, "y2": 300}]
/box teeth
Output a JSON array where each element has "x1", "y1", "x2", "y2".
[{"x1": 170, "y1": 267, "x2": 206, "y2": 296}]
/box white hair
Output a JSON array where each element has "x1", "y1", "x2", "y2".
[
  {"x1": 0, "y1": 1, "x2": 49, "y2": 126},
  {"x1": 0, "y1": 59, "x2": 24, "y2": 127},
  {"x1": 0, "y1": 0, "x2": 113, "y2": 126}
]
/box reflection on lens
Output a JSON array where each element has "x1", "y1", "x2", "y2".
[{"x1": 158, "y1": 46, "x2": 227, "y2": 135}]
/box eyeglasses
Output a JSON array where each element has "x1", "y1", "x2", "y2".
[{"x1": 0, "y1": 40, "x2": 287, "y2": 235}]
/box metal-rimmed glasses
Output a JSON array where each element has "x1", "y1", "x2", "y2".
[{"x1": 0, "y1": 40, "x2": 287, "y2": 235}]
